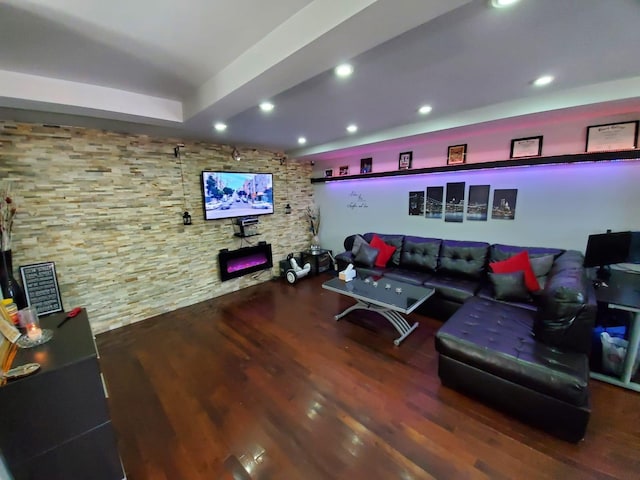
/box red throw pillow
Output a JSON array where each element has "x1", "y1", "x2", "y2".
[
  {"x1": 489, "y1": 251, "x2": 540, "y2": 292},
  {"x1": 370, "y1": 234, "x2": 396, "y2": 268}
]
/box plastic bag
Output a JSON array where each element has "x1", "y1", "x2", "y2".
[{"x1": 600, "y1": 331, "x2": 640, "y2": 377}]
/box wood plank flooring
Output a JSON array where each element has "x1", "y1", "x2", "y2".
[{"x1": 96, "y1": 274, "x2": 640, "y2": 479}]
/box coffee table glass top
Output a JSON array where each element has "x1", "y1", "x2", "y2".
[{"x1": 322, "y1": 274, "x2": 434, "y2": 314}]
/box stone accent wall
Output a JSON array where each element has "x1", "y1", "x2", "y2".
[{"x1": 0, "y1": 121, "x2": 314, "y2": 333}]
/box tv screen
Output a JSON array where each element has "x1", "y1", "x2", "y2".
[
  {"x1": 201, "y1": 171, "x2": 274, "y2": 221},
  {"x1": 583, "y1": 231, "x2": 631, "y2": 268}
]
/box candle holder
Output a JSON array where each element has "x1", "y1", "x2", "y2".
[{"x1": 16, "y1": 306, "x2": 53, "y2": 348}]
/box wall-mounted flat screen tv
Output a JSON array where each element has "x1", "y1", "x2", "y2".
[{"x1": 201, "y1": 171, "x2": 274, "y2": 221}]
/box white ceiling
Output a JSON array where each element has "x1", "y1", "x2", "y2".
[{"x1": 1, "y1": 0, "x2": 639, "y2": 159}]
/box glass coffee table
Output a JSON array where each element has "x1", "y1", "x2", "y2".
[{"x1": 322, "y1": 275, "x2": 435, "y2": 345}]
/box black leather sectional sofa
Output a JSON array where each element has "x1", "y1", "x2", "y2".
[{"x1": 335, "y1": 233, "x2": 596, "y2": 442}]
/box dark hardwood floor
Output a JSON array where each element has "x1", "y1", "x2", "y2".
[{"x1": 96, "y1": 274, "x2": 640, "y2": 479}]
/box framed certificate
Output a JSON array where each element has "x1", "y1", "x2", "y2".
[
  {"x1": 586, "y1": 121, "x2": 638, "y2": 152},
  {"x1": 510, "y1": 136, "x2": 543, "y2": 158}
]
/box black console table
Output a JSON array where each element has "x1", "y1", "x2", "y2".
[
  {"x1": 0, "y1": 310, "x2": 125, "y2": 479},
  {"x1": 590, "y1": 270, "x2": 640, "y2": 392},
  {"x1": 302, "y1": 248, "x2": 333, "y2": 275}
]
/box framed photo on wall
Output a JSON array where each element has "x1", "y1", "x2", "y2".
[
  {"x1": 447, "y1": 144, "x2": 467, "y2": 165},
  {"x1": 586, "y1": 121, "x2": 638, "y2": 152},
  {"x1": 398, "y1": 151, "x2": 413, "y2": 170},
  {"x1": 510, "y1": 136, "x2": 543, "y2": 158},
  {"x1": 339, "y1": 165, "x2": 349, "y2": 176},
  {"x1": 324, "y1": 168, "x2": 333, "y2": 178},
  {"x1": 360, "y1": 157, "x2": 373, "y2": 174}
]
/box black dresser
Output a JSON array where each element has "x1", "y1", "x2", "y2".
[{"x1": 0, "y1": 310, "x2": 125, "y2": 480}]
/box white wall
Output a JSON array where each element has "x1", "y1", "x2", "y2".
[
  {"x1": 310, "y1": 103, "x2": 640, "y2": 256},
  {"x1": 314, "y1": 160, "x2": 640, "y2": 255}
]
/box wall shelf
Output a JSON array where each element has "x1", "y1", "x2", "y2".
[{"x1": 310, "y1": 149, "x2": 639, "y2": 183}]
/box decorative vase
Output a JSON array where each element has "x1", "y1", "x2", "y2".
[
  {"x1": 310, "y1": 235, "x2": 320, "y2": 252},
  {"x1": 0, "y1": 249, "x2": 27, "y2": 309}
]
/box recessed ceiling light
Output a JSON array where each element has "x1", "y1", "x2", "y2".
[
  {"x1": 418, "y1": 105, "x2": 433, "y2": 115},
  {"x1": 298, "y1": 137, "x2": 307, "y2": 145},
  {"x1": 346, "y1": 124, "x2": 358, "y2": 133},
  {"x1": 533, "y1": 75, "x2": 554, "y2": 87},
  {"x1": 490, "y1": 0, "x2": 519, "y2": 8},
  {"x1": 214, "y1": 122, "x2": 227, "y2": 132},
  {"x1": 259, "y1": 102, "x2": 274, "y2": 112},
  {"x1": 335, "y1": 64, "x2": 354, "y2": 78}
]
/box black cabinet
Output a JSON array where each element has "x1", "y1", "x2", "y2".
[
  {"x1": 0, "y1": 310, "x2": 124, "y2": 480},
  {"x1": 302, "y1": 249, "x2": 333, "y2": 275}
]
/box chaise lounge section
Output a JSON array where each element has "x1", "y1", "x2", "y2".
[{"x1": 335, "y1": 233, "x2": 596, "y2": 441}]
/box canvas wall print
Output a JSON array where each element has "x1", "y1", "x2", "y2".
[
  {"x1": 425, "y1": 186, "x2": 444, "y2": 219},
  {"x1": 360, "y1": 157, "x2": 373, "y2": 174},
  {"x1": 492, "y1": 188, "x2": 518, "y2": 220},
  {"x1": 445, "y1": 182, "x2": 465, "y2": 222},
  {"x1": 467, "y1": 185, "x2": 490, "y2": 221},
  {"x1": 409, "y1": 191, "x2": 425, "y2": 216}
]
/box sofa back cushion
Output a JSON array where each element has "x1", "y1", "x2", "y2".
[
  {"x1": 490, "y1": 244, "x2": 564, "y2": 263},
  {"x1": 533, "y1": 250, "x2": 596, "y2": 355},
  {"x1": 400, "y1": 236, "x2": 441, "y2": 272},
  {"x1": 438, "y1": 240, "x2": 490, "y2": 280},
  {"x1": 363, "y1": 233, "x2": 404, "y2": 267}
]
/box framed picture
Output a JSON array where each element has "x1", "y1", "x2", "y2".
[
  {"x1": 586, "y1": 121, "x2": 638, "y2": 152},
  {"x1": 425, "y1": 186, "x2": 444, "y2": 219},
  {"x1": 492, "y1": 189, "x2": 518, "y2": 220},
  {"x1": 398, "y1": 151, "x2": 413, "y2": 170},
  {"x1": 447, "y1": 144, "x2": 467, "y2": 165},
  {"x1": 19, "y1": 262, "x2": 64, "y2": 316},
  {"x1": 510, "y1": 136, "x2": 543, "y2": 158},
  {"x1": 339, "y1": 165, "x2": 349, "y2": 176},
  {"x1": 467, "y1": 185, "x2": 490, "y2": 221},
  {"x1": 408, "y1": 191, "x2": 425, "y2": 216},
  {"x1": 445, "y1": 182, "x2": 465, "y2": 222},
  {"x1": 360, "y1": 157, "x2": 373, "y2": 174},
  {"x1": 324, "y1": 169, "x2": 333, "y2": 178}
]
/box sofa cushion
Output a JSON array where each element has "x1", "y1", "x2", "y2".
[
  {"x1": 383, "y1": 268, "x2": 433, "y2": 286},
  {"x1": 490, "y1": 244, "x2": 564, "y2": 263},
  {"x1": 435, "y1": 297, "x2": 590, "y2": 407},
  {"x1": 423, "y1": 275, "x2": 480, "y2": 303},
  {"x1": 534, "y1": 250, "x2": 596, "y2": 355},
  {"x1": 438, "y1": 240, "x2": 490, "y2": 280},
  {"x1": 490, "y1": 250, "x2": 540, "y2": 292},
  {"x1": 400, "y1": 236, "x2": 441, "y2": 272},
  {"x1": 351, "y1": 234, "x2": 369, "y2": 256},
  {"x1": 488, "y1": 271, "x2": 532, "y2": 302},
  {"x1": 529, "y1": 254, "x2": 555, "y2": 278},
  {"x1": 374, "y1": 234, "x2": 404, "y2": 266},
  {"x1": 354, "y1": 242, "x2": 379, "y2": 268},
  {"x1": 370, "y1": 234, "x2": 397, "y2": 268},
  {"x1": 476, "y1": 284, "x2": 537, "y2": 311}
]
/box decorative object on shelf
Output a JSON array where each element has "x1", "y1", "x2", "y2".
[
  {"x1": 307, "y1": 204, "x2": 321, "y2": 251},
  {"x1": 19, "y1": 262, "x2": 63, "y2": 315},
  {"x1": 467, "y1": 185, "x2": 490, "y2": 221},
  {"x1": 16, "y1": 305, "x2": 53, "y2": 348},
  {"x1": 0, "y1": 184, "x2": 27, "y2": 309},
  {"x1": 586, "y1": 121, "x2": 638, "y2": 152},
  {"x1": 510, "y1": 136, "x2": 543, "y2": 158},
  {"x1": 425, "y1": 186, "x2": 444, "y2": 219},
  {"x1": 447, "y1": 144, "x2": 467, "y2": 165},
  {"x1": 324, "y1": 169, "x2": 333, "y2": 178},
  {"x1": 408, "y1": 191, "x2": 424, "y2": 216},
  {"x1": 339, "y1": 165, "x2": 349, "y2": 176},
  {"x1": 360, "y1": 157, "x2": 373, "y2": 174},
  {"x1": 398, "y1": 151, "x2": 413, "y2": 170},
  {"x1": 445, "y1": 182, "x2": 465, "y2": 223},
  {"x1": 492, "y1": 188, "x2": 518, "y2": 220}
]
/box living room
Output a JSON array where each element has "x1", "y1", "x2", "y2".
[{"x1": 1, "y1": 1, "x2": 639, "y2": 479}]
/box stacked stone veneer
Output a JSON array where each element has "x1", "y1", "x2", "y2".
[{"x1": 0, "y1": 121, "x2": 314, "y2": 333}]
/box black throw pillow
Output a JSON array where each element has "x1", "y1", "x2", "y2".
[
  {"x1": 354, "y1": 242, "x2": 379, "y2": 268},
  {"x1": 489, "y1": 271, "x2": 531, "y2": 302}
]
